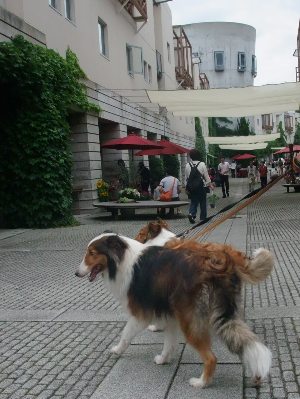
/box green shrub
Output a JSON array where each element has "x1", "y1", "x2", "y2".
[
  {"x1": 149, "y1": 156, "x2": 164, "y2": 186},
  {"x1": 0, "y1": 36, "x2": 99, "y2": 227},
  {"x1": 162, "y1": 155, "x2": 180, "y2": 178}
]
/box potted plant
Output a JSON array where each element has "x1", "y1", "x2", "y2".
[
  {"x1": 208, "y1": 193, "x2": 219, "y2": 208},
  {"x1": 96, "y1": 179, "x2": 109, "y2": 202},
  {"x1": 118, "y1": 188, "x2": 140, "y2": 203}
]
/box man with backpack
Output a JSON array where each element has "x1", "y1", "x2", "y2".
[{"x1": 185, "y1": 149, "x2": 212, "y2": 224}]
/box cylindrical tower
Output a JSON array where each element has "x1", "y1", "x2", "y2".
[{"x1": 182, "y1": 22, "x2": 256, "y2": 89}]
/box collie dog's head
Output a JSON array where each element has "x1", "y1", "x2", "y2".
[
  {"x1": 75, "y1": 233, "x2": 128, "y2": 282},
  {"x1": 135, "y1": 219, "x2": 171, "y2": 243}
]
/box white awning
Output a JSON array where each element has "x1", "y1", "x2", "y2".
[
  {"x1": 219, "y1": 143, "x2": 268, "y2": 150},
  {"x1": 205, "y1": 133, "x2": 280, "y2": 144},
  {"x1": 147, "y1": 82, "x2": 300, "y2": 117}
]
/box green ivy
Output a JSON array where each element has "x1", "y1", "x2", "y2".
[{"x1": 0, "y1": 36, "x2": 100, "y2": 228}]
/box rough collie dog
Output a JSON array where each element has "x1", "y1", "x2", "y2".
[{"x1": 75, "y1": 232, "x2": 273, "y2": 388}]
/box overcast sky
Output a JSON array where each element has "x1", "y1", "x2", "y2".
[{"x1": 168, "y1": 0, "x2": 300, "y2": 86}]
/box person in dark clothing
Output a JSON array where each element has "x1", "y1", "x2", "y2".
[
  {"x1": 138, "y1": 161, "x2": 150, "y2": 193},
  {"x1": 185, "y1": 149, "x2": 212, "y2": 223},
  {"x1": 258, "y1": 161, "x2": 268, "y2": 188}
]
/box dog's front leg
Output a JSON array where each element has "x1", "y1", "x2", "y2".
[
  {"x1": 154, "y1": 319, "x2": 178, "y2": 364},
  {"x1": 111, "y1": 316, "x2": 148, "y2": 355}
]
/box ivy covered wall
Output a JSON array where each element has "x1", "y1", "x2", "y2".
[{"x1": 0, "y1": 36, "x2": 99, "y2": 228}]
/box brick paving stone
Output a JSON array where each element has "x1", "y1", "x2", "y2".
[{"x1": 273, "y1": 388, "x2": 287, "y2": 398}]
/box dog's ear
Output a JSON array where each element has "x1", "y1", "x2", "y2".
[
  {"x1": 148, "y1": 221, "x2": 162, "y2": 237},
  {"x1": 104, "y1": 235, "x2": 128, "y2": 260}
]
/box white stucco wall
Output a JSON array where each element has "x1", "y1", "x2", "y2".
[{"x1": 182, "y1": 22, "x2": 256, "y2": 89}]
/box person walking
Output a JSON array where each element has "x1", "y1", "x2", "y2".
[
  {"x1": 185, "y1": 149, "x2": 212, "y2": 224},
  {"x1": 218, "y1": 157, "x2": 230, "y2": 198},
  {"x1": 138, "y1": 161, "x2": 150, "y2": 193},
  {"x1": 258, "y1": 161, "x2": 268, "y2": 188},
  {"x1": 230, "y1": 161, "x2": 237, "y2": 178},
  {"x1": 247, "y1": 161, "x2": 258, "y2": 192}
]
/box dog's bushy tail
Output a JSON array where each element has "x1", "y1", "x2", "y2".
[
  {"x1": 214, "y1": 317, "x2": 272, "y2": 382},
  {"x1": 235, "y1": 247, "x2": 274, "y2": 284}
]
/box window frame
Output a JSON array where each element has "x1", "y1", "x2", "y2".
[
  {"x1": 251, "y1": 55, "x2": 257, "y2": 77},
  {"x1": 237, "y1": 52, "x2": 246, "y2": 72},
  {"x1": 167, "y1": 42, "x2": 170, "y2": 63},
  {"x1": 49, "y1": 0, "x2": 57, "y2": 8},
  {"x1": 214, "y1": 51, "x2": 224, "y2": 71},
  {"x1": 64, "y1": 0, "x2": 74, "y2": 22},
  {"x1": 98, "y1": 18, "x2": 108, "y2": 57},
  {"x1": 126, "y1": 44, "x2": 143, "y2": 76}
]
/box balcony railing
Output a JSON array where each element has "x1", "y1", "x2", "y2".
[
  {"x1": 199, "y1": 73, "x2": 210, "y2": 90},
  {"x1": 175, "y1": 66, "x2": 193, "y2": 89},
  {"x1": 118, "y1": 0, "x2": 147, "y2": 22},
  {"x1": 173, "y1": 26, "x2": 193, "y2": 89},
  {"x1": 262, "y1": 124, "x2": 274, "y2": 131}
]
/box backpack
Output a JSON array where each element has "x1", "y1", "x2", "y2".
[{"x1": 186, "y1": 162, "x2": 205, "y2": 193}]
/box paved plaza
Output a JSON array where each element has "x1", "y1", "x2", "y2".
[{"x1": 0, "y1": 178, "x2": 300, "y2": 399}]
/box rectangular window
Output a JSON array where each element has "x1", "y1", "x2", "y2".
[
  {"x1": 98, "y1": 19, "x2": 108, "y2": 57},
  {"x1": 143, "y1": 61, "x2": 148, "y2": 81},
  {"x1": 238, "y1": 52, "x2": 246, "y2": 71},
  {"x1": 167, "y1": 42, "x2": 170, "y2": 63},
  {"x1": 156, "y1": 50, "x2": 162, "y2": 79},
  {"x1": 262, "y1": 114, "x2": 273, "y2": 130},
  {"x1": 64, "y1": 0, "x2": 74, "y2": 21},
  {"x1": 126, "y1": 44, "x2": 143, "y2": 75},
  {"x1": 49, "y1": 0, "x2": 57, "y2": 8},
  {"x1": 214, "y1": 51, "x2": 224, "y2": 71},
  {"x1": 251, "y1": 55, "x2": 257, "y2": 77},
  {"x1": 148, "y1": 64, "x2": 152, "y2": 83}
]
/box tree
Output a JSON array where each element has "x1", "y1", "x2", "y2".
[
  {"x1": 293, "y1": 122, "x2": 300, "y2": 145},
  {"x1": 195, "y1": 117, "x2": 206, "y2": 161},
  {"x1": 236, "y1": 117, "x2": 251, "y2": 136}
]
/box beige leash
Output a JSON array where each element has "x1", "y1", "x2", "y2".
[{"x1": 191, "y1": 174, "x2": 285, "y2": 241}]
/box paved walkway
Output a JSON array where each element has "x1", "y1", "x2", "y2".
[{"x1": 0, "y1": 178, "x2": 299, "y2": 399}]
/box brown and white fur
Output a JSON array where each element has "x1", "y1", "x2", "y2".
[{"x1": 75, "y1": 232, "x2": 273, "y2": 388}]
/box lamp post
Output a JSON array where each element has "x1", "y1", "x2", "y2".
[{"x1": 285, "y1": 128, "x2": 296, "y2": 183}]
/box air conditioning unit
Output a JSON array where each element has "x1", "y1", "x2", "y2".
[{"x1": 238, "y1": 66, "x2": 246, "y2": 72}]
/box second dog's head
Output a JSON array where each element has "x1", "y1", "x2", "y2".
[{"x1": 135, "y1": 219, "x2": 170, "y2": 243}]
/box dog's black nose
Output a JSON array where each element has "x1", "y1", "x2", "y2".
[{"x1": 75, "y1": 271, "x2": 80, "y2": 277}]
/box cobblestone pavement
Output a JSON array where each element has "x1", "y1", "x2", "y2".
[
  {"x1": 244, "y1": 184, "x2": 300, "y2": 399},
  {"x1": 0, "y1": 178, "x2": 300, "y2": 398}
]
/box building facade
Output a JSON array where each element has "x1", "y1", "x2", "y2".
[{"x1": 0, "y1": 0, "x2": 196, "y2": 213}]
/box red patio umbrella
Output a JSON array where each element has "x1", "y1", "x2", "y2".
[
  {"x1": 273, "y1": 145, "x2": 300, "y2": 155},
  {"x1": 135, "y1": 140, "x2": 190, "y2": 156},
  {"x1": 234, "y1": 153, "x2": 256, "y2": 160},
  {"x1": 232, "y1": 154, "x2": 241, "y2": 160},
  {"x1": 101, "y1": 134, "x2": 164, "y2": 150}
]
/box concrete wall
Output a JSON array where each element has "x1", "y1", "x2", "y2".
[
  {"x1": 0, "y1": 5, "x2": 45, "y2": 45},
  {"x1": 182, "y1": 22, "x2": 256, "y2": 89}
]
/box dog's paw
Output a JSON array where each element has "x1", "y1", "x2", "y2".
[
  {"x1": 110, "y1": 345, "x2": 124, "y2": 355},
  {"x1": 189, "y1": 376, "x2": 207, "y2": 388},
  {"x1": 154, "y1": 354, "x2": 168, "y2": 365},
  {"x1": 148, "y1": 324, "x2": 160, "y2": 332}
]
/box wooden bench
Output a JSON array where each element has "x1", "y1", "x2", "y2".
[
  {"x1": 282, "y1": 184, "x2": 300, "y2": 193},
  {"x1": 93, "y1": 200, "x2": 189, "y2": 219}
]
